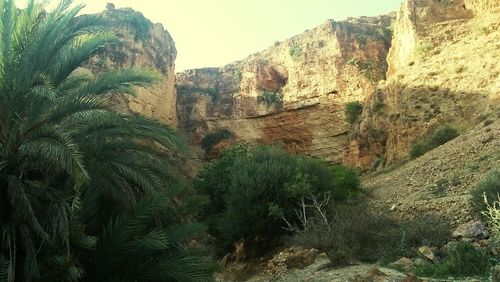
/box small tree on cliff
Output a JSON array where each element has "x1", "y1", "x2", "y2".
[{"x1": 345, "y1": 101, "x2": 363, "y2": 125}]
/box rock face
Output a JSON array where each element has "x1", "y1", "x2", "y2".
[
  {"x1": 83, "y1": 5, "x2": 177, "y2": 125},
  {"x1": 177, "y1": 16, "x2": 393, "y2": 161},
  {"x1": 82, "y1": 1, "x2": 499, "y2": 173},
  {"x1": 345, "y1": 0, "x2": 500, "y2": 169}
]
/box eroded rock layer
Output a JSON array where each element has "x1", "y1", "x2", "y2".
[
  {"x1": 83, "y1": 4, "x2": 178, "y2": 125},
  {"x1": 177, "y1": 16, "x2": 393, "y2": 162}
]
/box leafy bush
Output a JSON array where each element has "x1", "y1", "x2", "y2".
[
  {"x1": 193, "y1": 145, "x2": 361, "y2": 255},
  {"x1": 257, "y1": 91, "x2": 283, "y2": 106},
  {"x1": 415, "y1": 43, "x2": 433, "y2": 58},
  {"x1": 410, "y1": 142, "x2": 429, "y2": 158},
  {"x1": 290, "y1": 204, "x2": 451, "y2": 265},
  {"x1": 409, "y1": 125, "x2": 459, "y2": 159},
  {"x1": 201, "y1": 128, "x2": 232, "y2": 156},
  {"x1": 346, "y1": 58, "x2": 384, "y2": 82},
  {"x1": 472, "y1": 171, "x2": 500, "y2": 214},
  {"x1": 427, "y1": 124, "x2": 459, "y2": 148},
  {"x1": 345, "y1": 101, "x2": 363, "y2": 125},
  {"x1": 416, "y1": 241, "x2": 492, "y2": 278},
  {"x1": 289, "y1": 44, "x2": 302, "y2": 59}
]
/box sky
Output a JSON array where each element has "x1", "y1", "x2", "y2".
[{"x1": 19, "y1": 0, "x2": 402, "y2": 71}]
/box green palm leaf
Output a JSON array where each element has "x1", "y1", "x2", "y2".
[{"x1": 0, "y1": 1, "x2": 208, "y2": 281}]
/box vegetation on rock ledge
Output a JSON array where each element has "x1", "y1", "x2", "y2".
[
  {"x1": 345, "y1": 101, "x2": 364, "y2": 125},
  {"x1": 257, "y1": 90, "x2": 283, "y2": 106}
]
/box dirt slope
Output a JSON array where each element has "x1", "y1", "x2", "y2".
[{"x1": 364, "y1": 119, "x2": 499, "y2": 226}]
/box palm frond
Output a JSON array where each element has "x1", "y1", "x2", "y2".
[{"x1": 19, "y1": 125, "x2": 87, "y2": 179}]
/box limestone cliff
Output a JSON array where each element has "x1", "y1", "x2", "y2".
[
  {"x1": 345, "y1": 0, "x2": 500, "y2": 169},
  {"x1": 177, "y1": 16, "x2": 393, "y2": 162},
  {"x1": 83, "y1": 4, "x2": 177, "y2": 125},
  {"x1": 85, "y1": 0, "x2": 499, "y2": 173}
]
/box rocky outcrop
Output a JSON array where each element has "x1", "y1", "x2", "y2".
[
  {"x1": 345, "y1": 0, "x2": 500, "y2": 169},
  {"x1": 83, "y1": 4, "x2": 177, "y2": 125},
  {"x1": 177, "y1": 16, "x2": 393, "y2": 162}
]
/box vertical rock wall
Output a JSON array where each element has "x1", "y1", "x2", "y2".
[
  {"x1": 83, "y1": 4, "x2": 178, "y2": 125},
  {"x1": 345, "y1": 0, "x2": 500, "y2": 170},
  {"x1": 177, "y1": 16, "x2": 393, "y2": 162}
]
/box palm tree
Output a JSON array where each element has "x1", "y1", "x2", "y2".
[
  {"x1": 81, "y1": 193, "x2": 211, "y2": 282},
  {"x1": 0, "y1": 0, "x2": 211, "y2": 281}
]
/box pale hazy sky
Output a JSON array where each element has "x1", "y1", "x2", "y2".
[{"x1": 19, "y1": 0, "x2": 402, "y2": 71}]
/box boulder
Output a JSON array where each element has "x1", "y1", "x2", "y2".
[
  {"x1": 418, "y1": 246, "x2": 437, "y2": 262},
  {"x1": 389, "y1": 257, "x2": 415, "y2": 272},
  {"x1": 452, "y1": 220, "x2": 489, "y2": 240}
]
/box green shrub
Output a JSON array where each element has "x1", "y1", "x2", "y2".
[
  {"x1": 346, "y1": 58, "x2": 384, "y2": 82},
  {"x1": 200, "y1": 128, "x2": 232, "y2": 156},
  {"x1": 427, "y1": 124, "x2": 459, "y2": 148},
  {"x1": 193, "y1": 145, "x2": 361, "y2": 255},
  {"x1": 415, "y1": 43, "x2": 433, "y2": 58},
  {"x1": 290, "y1": 204, "x2": 451, "y2": 265},
  {"x1": 289, "y1": 44, "x2": 302, "y2": 59},
  {"x1": 410, "y1": 142, "x2": 429, "y2": 159},
  {"x1": 347, "y1": 58, "x2": 360, "y2": 66},
  {"x1": 416, "y1": 241, "x2": 492, "y2": 278},
  {"x1": 472, "y1": 170, "x2": 500, "y2": 214},
  {"x1": 257, "y1": 91, "x2": 283, "y2": 106},
  {"x1": 409, "y1": 125, "x2": 459, "y2": 159},
  {"x1": 345, "y1": 101, "x2": 363, "y2": 125}
]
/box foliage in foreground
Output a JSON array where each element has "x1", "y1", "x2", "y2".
[
  {"x1": 193, "y1": 145, "x2": 361, "y2": 255},
  {"x1": 0, "y1": 1, "x2": 211, "y2": 281},
  {"x1": 483, "y1": 193, "x2": 500, "y2": 246},
  {"x1": 410, "y1": 124, "x2": 459, "y2": 158},
  {"x1": 288, "y1": 203, "x2": 451, "y2": 265},
  {"x1": 416, "y1": 241, "x2": 492, "y2": 278}
]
